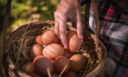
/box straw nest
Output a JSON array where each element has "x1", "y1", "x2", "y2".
[{"x1": 4, "y1": 20, "x2": 106, "y2": 77}]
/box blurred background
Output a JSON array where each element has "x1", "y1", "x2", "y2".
[
  {"x1": 0, "y1": 0, "x2": 85, "y2": 32},
  {"x1": 0, "y1": 0, "x2": 59, "y2": 32}
]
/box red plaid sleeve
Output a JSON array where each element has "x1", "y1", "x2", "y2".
[{"x1": 88, "y1": 0, "x2": 128, "y2": 77}]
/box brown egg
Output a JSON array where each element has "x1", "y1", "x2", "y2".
[
  {"x1": 52, "y1": 74, "x2": 58, "y2": 77},
  {"x1": 43, "y1": 43, "x2": 64, "y2": 59},
  {"x1": 62, "y1": 71, "x2": 77, "y2": 77},
  {"x1": 69, "y1": 54, "x2": 86, "y2": 72},
  {"x1": 21, "y1": 62, "x2": 42, "y2": 77},
  {"x1": 42, "y1": 30, "x2": 59, "y2": 44},
  {"x1": 63, "y1": 49, "x2": 73, "y2": 58},
  {"x1": 67, "y1": 30, "x2": 82, "y2": 52},
  {"x1": 29, "y1": 44, "x2": 43, "y2": 60},
  {"x1": 21, "y1": 62, "x2": 35, "y2": 74},
  {"x1": 35, "y1": 35, "x2": 43, "y2": 45},
  {"x1": 54, "y1": 56, "x2": 70, "y2": 73},
  {"x1": 33, "y1": 56, "x2": 54, "y2": 76}
]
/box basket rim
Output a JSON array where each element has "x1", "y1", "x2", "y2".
[{"x1": 6, "y1": 20, "x2": 107, "y2": 77}]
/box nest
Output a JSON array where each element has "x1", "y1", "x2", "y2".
[{"x1": 3, "y1": 20, "x2": 107, "y2": 77}]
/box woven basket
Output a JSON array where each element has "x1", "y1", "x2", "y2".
[
  {"x1": 2, "y1": 0, "x2": 107, "y2": 76},
  {"x1": 3, "y1": 20, "x2": 107, "y2": 77}
]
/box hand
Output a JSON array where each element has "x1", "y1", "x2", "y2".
[{"x1": 54, "y1": 0, "x2": 83, "y2": 49}]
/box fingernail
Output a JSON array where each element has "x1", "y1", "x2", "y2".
[
  {"x1": 81, "y1": 35, "x2": 83, "y2": 39},
  {"x1": 79, "y1": 35, "x2": 83, "y2": 40},
  {"x1": 64, "y1": 45, "x2": 68, "y2": 49}
]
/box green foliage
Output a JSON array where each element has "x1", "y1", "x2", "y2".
[
  {"x1": 0, "y1": 0, "x2": 59, "y2": 26},
  {"x1": 0, "y1": 0, "x2": 85, "y2": 27},
  {"x1": 0, "y1": 0, "x2": 7, "y2": 11}
]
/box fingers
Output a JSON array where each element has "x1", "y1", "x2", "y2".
[
  {"x1": 68, "y1": 6, "x2": 83, "y2": 40},
  {"x1": 54, "y1": 17, "x2": 59, "y2": 37},
  {"x1": 76, "y1": 7, "x2": 83, "y2": 39},
  {"x1": 59, "y1": 21, "x2": 68, "y2": 49},
  {"x1": 54, "y1": 11, "x2": 68, "y2": 49},
  {"x1": 68, "y1": 9, "x2": 77, "y2": 26},
  {"x1": 54, "y1": 0, "x2": 82, "y2": 49}
]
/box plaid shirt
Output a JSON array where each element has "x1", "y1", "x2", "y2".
[{"x1": 87, "y1": 0, "x2": 128, "y2": 77}]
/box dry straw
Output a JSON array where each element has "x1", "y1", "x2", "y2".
[
  {"x1": 5, "y1": 20, "x2": 106, "y2": 77},
  {"x1": 4, "y1": 0, "x2": 107, "y2": 77}
]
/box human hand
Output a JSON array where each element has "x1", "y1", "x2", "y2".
[{"x1": 54, "y1": 0, "x2": 83, "y2": 49}]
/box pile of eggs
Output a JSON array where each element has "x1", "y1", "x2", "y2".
[{"x1": 21, "y1": 30, "x2": 86, "y2": 77}]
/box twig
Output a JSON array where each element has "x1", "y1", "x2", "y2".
[
  {"x1": 58, "y1": 64, "x2": 68, "y2": 77},
  {"x1": 92, "y1": 0, "x2": 100, "y2": 38},
  {"x1": 0, "y1": 0, "x2": 12, "y2": 76},
  {"x1": 47, "y1": 67, "x2": 52, "y2": 77},
  {"x1": 16, "y1": 17, "x2": 33, "y2": 63}
]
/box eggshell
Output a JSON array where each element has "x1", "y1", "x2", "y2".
[
  {"x1": 43, "y1": 43, "x2": 64, "y2": 59},
  {"x1": 21, "y1": 62, "x2": 35, "y2": 74},
  {"x1": 67, "y1": 30, "x2": 82, "y2": 52},
  {"x1": 29, "y1": 44, "x2": 43, "y2": 60},
  {"x1": 42, "y1": 30, "x2": 59, "y2": 44},
  {"x1": 33, "y1": 56, "x2": 54, "y2": 76},
  {"x1": 21, "y1": 62, "x2": 42, "y2": 77},
  {"x1": 62, "y1": 71, "x2": 77, "y2": 77},
  {"x1": 35, "y1": 35, "x2": 43, "y2": 45},
  {"x1": 69, "y1": 54, "x2": 86, "y2": 72},
  {"x1": 54, "y1": 56, "x2": 70, "y2": 73}
]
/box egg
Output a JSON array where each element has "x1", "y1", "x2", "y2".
[
  {"x1": 35, "y1": 35, "x2": 43, "y2": 45},
  {"x1": 67, "y1": 30, "x2": 82, "y2": 52},
  {"x1": 62, "y1": 71, "x2": 77, "y2": 77},
  {"x1": 52, "y1": 74, "x2": 58, "y2": 77},
  {"x1": 42, "y1": 30, "x2": 59, "y2": 44},
  {"x1": 33, "y1": 56, "x2": 54, "y2": 76},
  {"x1": 54, "y1": 56, "x2": 70, "y2": 73},
  {"x1": 21, "y1": 62, "x2": 42, "y2": 77},
  {"x1": 29, "y1": 44, "x2": 43, "y2": 60},
  {"x1": 69, "y1": 54, "x2": 86, "y2": 72},
  {"x1": 43, "y1": 43, "x2": 64, "y2": 59},
  {"x1": 63, "y1": 49, "x2": 73, "y2": 58},
  {"x1": 21, "y1": 62, "x2": 35, "y2": 74}
]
